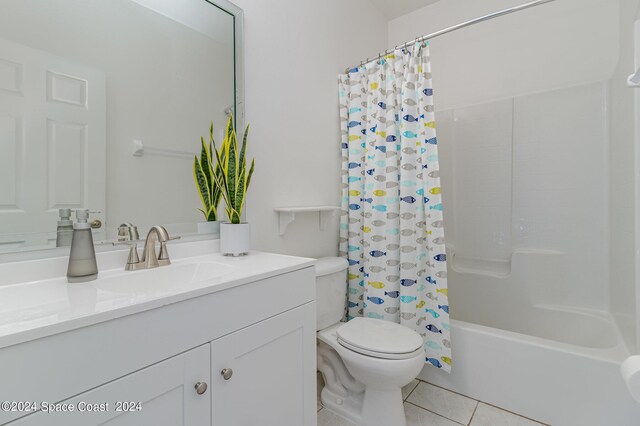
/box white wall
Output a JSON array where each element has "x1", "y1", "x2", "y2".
[
  {"x1": 389, "y1": 0, "x2": 620, "y2": 312},
  {"x1": 232, "y1": 0, "x2": 387, "y2": 258}
]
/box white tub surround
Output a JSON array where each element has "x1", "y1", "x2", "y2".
[
  {"x1": 0, "y1": 240, "x2": 317, "y2": 425},
  {"x1": 417, "y1": 249, "x2": 640, "y2": 426}
]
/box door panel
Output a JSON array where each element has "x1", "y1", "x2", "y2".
[
  {"x1": 11, "y1": 344, "x2": 211, "y2": 426},
  {"x1": 0, "y1": 38, "x2": 106, "y2": 248},
  {"x1": 211, "y1": 303, "x2": 317, "y2": 426}
]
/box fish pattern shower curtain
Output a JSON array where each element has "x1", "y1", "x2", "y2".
[{"x1": 338, "y1": 43, "x2": 451, "y2": 371}]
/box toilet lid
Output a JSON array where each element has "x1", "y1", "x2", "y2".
[{"x1": 336, "y1": 317, "x2": 424, "y2": 359}]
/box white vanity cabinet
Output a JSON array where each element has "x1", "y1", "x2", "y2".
[{"x1": 0, "y1": 255, "x2": 317, "y2": 426}]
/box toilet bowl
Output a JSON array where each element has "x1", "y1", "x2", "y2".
[{"x1": 315, "y1": 257, "x2": 425, "y2": 426}]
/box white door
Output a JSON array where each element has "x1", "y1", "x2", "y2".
[
  {"x1": 11, "y1": 344, "x2": 211, "y2": 426},
  {"x1": 0, "y1": 38, "x2": 106, "y2": 249},
  {"x1": 211, "y1": 303, "x2": 317, "y2": 426}
]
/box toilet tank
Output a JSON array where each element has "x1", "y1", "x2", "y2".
[{"x1": 315, "y1": 257, "x2": 349, "y2": 330}]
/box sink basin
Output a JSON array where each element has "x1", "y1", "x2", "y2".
[{"x1": 95, "y1": 261, "x2": 235, "y2": 294}]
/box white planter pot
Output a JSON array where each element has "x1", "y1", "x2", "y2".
[
  {"x1": 197, "y1": 221, "x2": 220, "y2": 235},
  {"x1": 220, "y1": 222, "x2": 250, "y2": 256}
]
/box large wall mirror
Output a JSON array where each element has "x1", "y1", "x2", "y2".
[{"x1": 0, "y1": 0, "x2": 243, "y2": 255}]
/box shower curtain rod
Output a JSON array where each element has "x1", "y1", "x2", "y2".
[{"x1": 351, "y1": 0, "x2": 557, "y2": 70}]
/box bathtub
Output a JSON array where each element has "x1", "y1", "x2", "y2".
[{"x1": 417, "y1": 249, "x2": 640, "y2": 425}]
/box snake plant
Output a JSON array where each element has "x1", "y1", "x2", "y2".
[
  {"x1": 211, "y1": 114, "x2": 255, "y2": 224},
  {"x1": 193, "y1": 122, "x2": 226, "y2": 221}
]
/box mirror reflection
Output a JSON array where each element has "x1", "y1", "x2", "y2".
[{"x1": 0, "y1": 0, "x2": 237, "y2": 253}]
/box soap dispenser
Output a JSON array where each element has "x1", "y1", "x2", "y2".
[
  {"x1": 67, "y1": 209, "x2": 98, "y2": 283},
  {"x1": 56, "y1": 208, "x2": 74, "y2": 247}
]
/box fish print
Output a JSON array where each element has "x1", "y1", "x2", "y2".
[
  {"x1": 367, "y1": 296, "x2": 385, "y2": 305},
  {"x1": 438, "y1": 304, "x2": 449, "y2": 314},
  {"x1": 348, "y1": 259, "x2": 360, "y2": 266},
  {"x1": 401, "y1": 262, "x2": 418, "y2": 270},
  {"x1": 401, "y1": 196, "x2": 416, "y2": 204},
  {"x1": 425, "y1": 309, "x2": 440, "y2": 318},
  {"x1": 429, "y1": 204, "x2": 443, "y2": 211},
  {"x1": 400, "y1": 295, "x2": 417, "y2": 303},
  {"x1": 348, "y1": 121, "x2": 361, "y2": 128},
  {"x1": 426, "y1": 324, "x2": 442, "y2": 334},
  {"x1": 433, "y1": 254, "x2": 446, "y2": 262},
  {"x1": 425, "y1": 137, "x2": 437, "y2": 145},
  {"x1": 440, "y1": 356, "x2": 452, "y2": 366},
  {"x1": 436, "y1": 288, "x2": 448, "y2": 297},
  {"x1": 348, "y1": 301, "x2": 359, "y2": 308},
  {"x1": 426, "y1": 340, "x2": 442, "y2": 350},
  {"x1": 367, "y1": 312, "x2": 385, "y2": 319},
  {"x1": 370, "y1": 235, "x2": 386, "y2": 243},
  {"x1": 386, "y1": 135, "x2": 397, "y2": 142},
  {"x1": 384, "y1": 291, "x2": 400, "y2": 298},
  {"x1": 401, "y1": 312, "x2": 417, "y2": 320},
  {"x1": 369, "y1": 250, "x2": 386, "y2": 257},
  {"x1": 368, "y1": 281, "x2": 385, "y2": 289},
  {"x1": 415, "y1": 300, "x2": 426, "y2": 309},
  {"x1": 372, "y1": 205, "x2": 387, "y2": 212},
  {"x1": 384, "y1": 306, "x2": 400, "y2": 314},
  {"x1": 403, "y1": 114, "x2": 418, "y2": 122},
  {"x1": 400, "y1": 278, "x2": 417, "y2": 287},
  {"x1": 426, "y1": 357, "x2": 442, "y2": 368}
]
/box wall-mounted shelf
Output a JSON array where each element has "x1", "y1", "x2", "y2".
[{"x1": 274, "y1": 206, "x2": 341, "y2": 235}]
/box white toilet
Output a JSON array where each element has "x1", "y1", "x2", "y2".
[{"x1": 315, "y1": 257, "x2": 425, "y2": 426}]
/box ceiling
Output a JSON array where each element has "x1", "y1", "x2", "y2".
[{"x1": 368, "y1": 0, "x2": 441, "y2": 20}]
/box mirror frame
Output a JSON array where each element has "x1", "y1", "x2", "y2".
[{"x1": 0, "y1": 0, "x2": 244, "y2": 263}]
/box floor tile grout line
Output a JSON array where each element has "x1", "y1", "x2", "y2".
[
  {"x1": 478, "y1": 401, "x2": 549, "y2": 426},
  {"x1": 420, "y1": 379, "x2": 547, "y2": 426},
  {"x1": 403, "y1": 380, "x2": 420, "y2": 402},
  {"x1": 404, "y1": 401, "x2": 467, "y2": 426},
  {"x1": 467, "y1": 400, "x2": 479, "y2": 426}
]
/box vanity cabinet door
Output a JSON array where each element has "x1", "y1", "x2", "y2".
[
  {"x1": 11, "y1": 344, "x2": 211, "y2": 426},
  {"x1": 210, "y1": 302, "x2": 317, "y2": 426}
]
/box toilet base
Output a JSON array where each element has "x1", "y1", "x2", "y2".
[{"x1": 320, "y1": 381, "x2": 407, "y2": 426}]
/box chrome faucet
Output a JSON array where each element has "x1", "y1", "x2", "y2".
[{"x1": 114, "y1": 225, "x2": 180, "y2": 271}]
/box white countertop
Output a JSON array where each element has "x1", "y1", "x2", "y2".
[{"x1": 0, "y1": 242, "x2": 315, "y2": 349}]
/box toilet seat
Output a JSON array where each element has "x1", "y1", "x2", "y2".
[{"x1": 336, "y1": 317, "x2": 424, "y2": 360}]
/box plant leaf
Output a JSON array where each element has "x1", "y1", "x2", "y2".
[{"x1": 194, "y1": 156, "x2": 210, "y2": 218}]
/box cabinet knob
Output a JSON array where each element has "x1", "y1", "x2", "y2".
[
  {"x1": 194, "y1": 381, "x2": 208, "y2": 395},
  {"x1": 221, "y1": 368, "x2": 233, "y2": 380}
]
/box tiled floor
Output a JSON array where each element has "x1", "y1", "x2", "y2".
[{"x1": 317, "y1": 375, "x2": 548, "y2": 426}]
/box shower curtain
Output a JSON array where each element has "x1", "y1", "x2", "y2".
[{"x1": 338, "y1": 42, "x2": 451, "y2": 372}]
